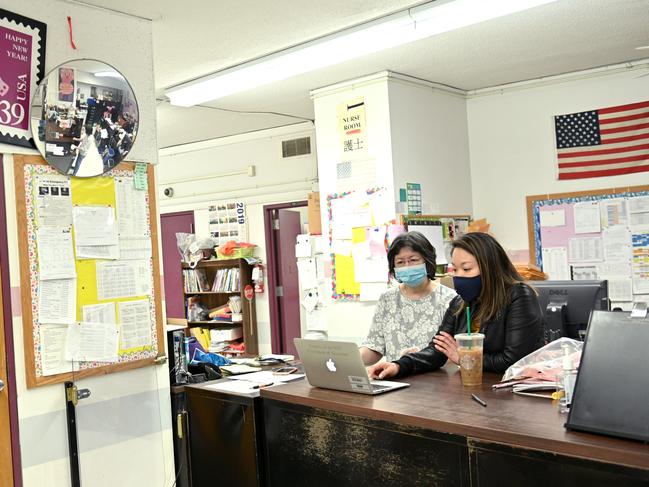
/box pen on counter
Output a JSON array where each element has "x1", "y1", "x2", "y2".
[
  {"x1": 251, "y1": 382, "x2": 274, "y2": 389},
  {"x1": 471, "y1": 393, "x2": 487, "y2": 407}
]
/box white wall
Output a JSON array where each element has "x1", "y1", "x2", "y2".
[
  {"x1": 157, "y1": 122, "x2": 318, "y2": 354},
  {"x1": 388, "y1": 77, "x2": 473, "y2": 215},
  {"x1": 1, "y1": 1, "x2": 168, "y2": 486},
  {"x1": 467, "y1": 69, "x2": 649, "y2": 252}
]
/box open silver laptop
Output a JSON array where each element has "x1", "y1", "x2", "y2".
[{"x1": 294, "y1": 338, "x2": 409, "y2": 395}]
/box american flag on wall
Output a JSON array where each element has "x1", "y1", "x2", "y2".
[{"x1": 554, "y1": 100, "x2": 649, "y2": 180}]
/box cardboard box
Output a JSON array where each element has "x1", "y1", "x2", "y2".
[
  {"x1": 308, "y1": 192, "x2": 322, "y2": 235},
  {"x1": 210, "y1": 326, "x2": 243, "y2": 343}
]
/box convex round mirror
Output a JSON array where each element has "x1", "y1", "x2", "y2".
[{"x1": 31, "y1": 59, "x2": 139, "y2": 177}]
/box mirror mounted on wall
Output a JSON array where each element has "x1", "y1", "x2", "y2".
[{"x1": 30, "y1": 59, "x2": 139, "y2": 177}]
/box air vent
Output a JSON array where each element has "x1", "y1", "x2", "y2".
[{"x1": 282, "y1": 137, "x2": 311, "y2": 158}]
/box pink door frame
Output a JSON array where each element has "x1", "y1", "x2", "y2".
[
  {"x1": 0, "y1": 155, "x2": 22, "y2": 486},
  {"x1": 263, "y1": 201, "x2": 307, "y2": 354}
]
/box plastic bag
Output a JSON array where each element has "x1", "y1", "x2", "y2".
[
  {"x1": 186, "y1": 297, "x2": 209, "y2": 322},
  {"x1": 176, "y1": 233, "x2": 216, "y2": 268},
  {"x1": 192, "y1": 348, "x2": 232, "y2": 366},
  {"x1": 502, "y1": 337, "x2": 583, "y2": 382}
]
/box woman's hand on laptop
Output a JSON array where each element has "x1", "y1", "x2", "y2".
[{"x1": 367, "y1": 362, "x2": 399, "y2": 380}]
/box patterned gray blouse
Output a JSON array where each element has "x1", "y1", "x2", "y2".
[{"x1": 361, "y1": 284, "x2": 457, "y2": 362}]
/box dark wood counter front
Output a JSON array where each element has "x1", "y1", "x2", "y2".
[{"x1": 261, "y1": 365, "x2": 649, "y2": 486}]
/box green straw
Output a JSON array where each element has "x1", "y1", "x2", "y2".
[{"x1": 467, "y1": 306, "x2": 471, "y2": 335}]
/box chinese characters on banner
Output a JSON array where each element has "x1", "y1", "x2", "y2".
[
  {"x1": 0, "y1": 9, "x2": 47, "y2": 147},
  {"x1": 337, "y1": 97, "x2": 367, "y2": 161}
]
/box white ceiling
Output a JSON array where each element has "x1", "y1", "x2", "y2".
[{"x1": 76, "y1": 0, "x2": 649, "y2": 148}]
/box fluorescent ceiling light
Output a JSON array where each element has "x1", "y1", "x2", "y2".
[
  {"x1": 166, "y1": 0, "x2": 557, "y2": 106},
  {"x1": 94, "y1": 71, "x2": 124, "y2": 79}
]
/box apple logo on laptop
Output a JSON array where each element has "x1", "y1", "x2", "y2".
[{"x1": 325, "y1": 358, "x2": 337, "y2": 372}]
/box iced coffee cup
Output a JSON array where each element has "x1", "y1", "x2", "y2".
[{"x1": 455, "y1": 333, "x2": 484, "y2": 387}]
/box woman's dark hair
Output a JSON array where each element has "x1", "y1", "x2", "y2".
[
  {"x1": 451, "y1": 232, "x2": 523, "y2": 323},
  {"x1": 387, "y1": 231, "x2": 437, "y2": 280}
]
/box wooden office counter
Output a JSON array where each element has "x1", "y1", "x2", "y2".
[{"x1": 261, "y1": 366, "x2": 649, "y2": 486}]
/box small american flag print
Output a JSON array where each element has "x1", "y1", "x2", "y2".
[{"x1": 554, "y1": 100, "x2": 649, "y2": 180}]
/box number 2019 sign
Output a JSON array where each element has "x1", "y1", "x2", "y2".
[{"x1": 0, "y1": 9, "x2": 47, "y2": 148}]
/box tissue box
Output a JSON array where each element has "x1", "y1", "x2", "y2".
[{"x1": 210, "y1": 326, "x2": 243, "y2": 343}]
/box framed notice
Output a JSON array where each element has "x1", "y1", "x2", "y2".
[{"x1": 0, "y1": 9, "x2": 47, "y2": 148}]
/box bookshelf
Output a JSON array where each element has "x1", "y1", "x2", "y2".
[{"x1": 181, "y1": 258, "x2": 258, "y2": 355}]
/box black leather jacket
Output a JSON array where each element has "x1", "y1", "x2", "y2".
[{"x1": 394, "y1": 283, "x2": 544, "y2": 376}]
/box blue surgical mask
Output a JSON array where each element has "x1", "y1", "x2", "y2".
[
  {"x1": 453, "y1": 275, "x2": 482, "y2": 303},
  {"x1": 395, "y1": 264, "x2": 428, "y2": 287}
]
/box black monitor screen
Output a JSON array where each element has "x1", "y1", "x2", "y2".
[{"x1": 529, "y1": 280, "x2": 609, "y2": 341}]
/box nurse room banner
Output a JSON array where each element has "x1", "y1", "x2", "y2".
[
  {"x1": 0, "y1": 8, "x2": 47, "y2": 148},
  {"x1": 337, "y1": 97, "x2": 368, "y2": 161}
]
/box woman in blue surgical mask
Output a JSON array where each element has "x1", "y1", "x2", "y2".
[
  {"x1": 359, "y1": 232, "x2": 457, "y2": 365},
  {"x1": 368, "y1": 232, "x2": 544, "y2": 379}
]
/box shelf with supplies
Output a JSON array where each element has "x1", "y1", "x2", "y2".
[
  {"x1": 181, "y1": 258, "x2": 258, "y2": 356},
  {"x1": 187, "y1": 321, "x2": 236, "y2": 326},
  {"x1": 184, "y1": 291, "x2": 241, "y2": 296}
]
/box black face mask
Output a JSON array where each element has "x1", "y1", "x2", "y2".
[{"x1": 453, "y1": 275, "x2": 482, "y2": 303}]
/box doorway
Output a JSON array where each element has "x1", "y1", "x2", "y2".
[
  {"x1": 1, "y1": 268, "x2": 14, "y2": 487},
  {"x1": 160, "y1": 211, "x2": 195, "y2": 320},
  {"x1": 0, "y1": 155, "x2": 19, "y2": 486},
  {"x1": 264, "y1": 201, "x2": 308, "y2": 355}
]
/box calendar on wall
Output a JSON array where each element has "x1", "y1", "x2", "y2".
[{"x1": 208, "y1": 201, "x2": 248, "y2": 246}]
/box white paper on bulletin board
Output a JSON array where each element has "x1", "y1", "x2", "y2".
[
  {"x1": 72, "y1": 205, "x2": 118, "y2": 247},
  {"x1": 408, "y1": 224, "x2": 447, "y2": 264},
  {"x1": 542, "y1": 247, "x2": 570, "y2": 280}
]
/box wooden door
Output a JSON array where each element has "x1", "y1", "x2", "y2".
[
  {"x1": 0, "y1": 268, "x2": 13, "y2": 487},
  {"x1": 160, "y1": 211, "x2": 195, "y2": 320},
  {"x1": 276, "y1": 209, "x2": 302, "y2": 356}
]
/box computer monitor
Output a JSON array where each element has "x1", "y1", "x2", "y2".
[{"x1": 529, "y1": 280, "x2": 610, "y2": 342}]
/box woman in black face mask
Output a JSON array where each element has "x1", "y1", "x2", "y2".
[{"x1": 368, "y1": 232, "x2": 543, "y2": 379}]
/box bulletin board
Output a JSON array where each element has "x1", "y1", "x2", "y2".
[
  {"x1": 327, "y1": 188, "x2": 397, "y2": 301},
  {"x1": 403, "y1": 214, "x2": 471, "y2": 266},
  {"x1": 526, "y1": 184, "x2": 649, "y2": 307},
  {"x1": 14, "y1": 155, "x2": 164, "y2": 388}
]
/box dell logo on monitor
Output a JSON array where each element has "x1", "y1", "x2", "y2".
[{"x1": 549, "y1": 289, "x2": 568, "y2": 296}]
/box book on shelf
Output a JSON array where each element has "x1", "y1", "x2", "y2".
[
  {"x1": 212, "y1": 267, "x2": 241, "y2": 293},
  {"x1": 183, "y1": 268, "x2": 211, "y2": 293},
  {"x1": 195, "y1": 268, "x2": 210, "y2": 291}
]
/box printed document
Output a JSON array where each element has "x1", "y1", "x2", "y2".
[
  {"x1": 38, "y1": 278, "x2": 76, "y2": 324},
  {"x1": 96, "y1": 260, "x2": 151, "y2": 300},
  {"x1": 115, "y1": 176, "x2": 148, "y2": 238},
  {"x1": 35, "y1": 175, "x2": 72, "y2": 227},
  {"x1": 37, "y1": 228, "x2": 76, "y2": 280},
  {"x1": 39, "y1": 324, "x2": 79, "y2": 376},
  {"x1": 66, "y1": 322, "x2": 119, "y2": 363},
  {"x1": 82, "y1": 302, "x2": 116, "y2": 324},
  {"x1": 573, "y1": 201, "x2": 601, "y2": 234},
  {"x1": 117, "y1": 299, "x2": 152, "y2": 350},
  {"x1": 72, "y1": 206, "x2": 118, "y2": 246}
]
